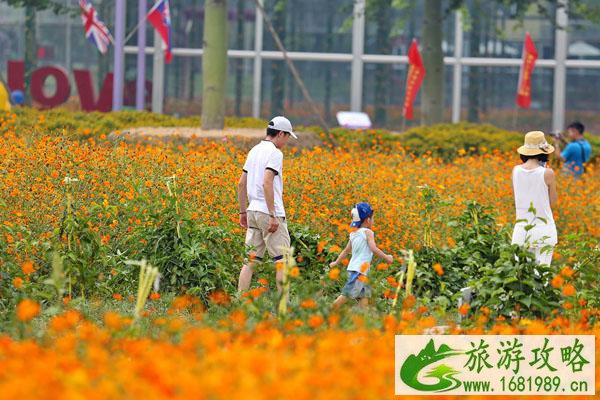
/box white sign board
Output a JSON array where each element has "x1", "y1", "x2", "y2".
[{"x1": 336, "y1": 111, "x2": 372, "y2": 129}]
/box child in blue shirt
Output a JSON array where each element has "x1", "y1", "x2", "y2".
[{"x1": 329, "y1": 202, "x2": 393, "y2": 308}]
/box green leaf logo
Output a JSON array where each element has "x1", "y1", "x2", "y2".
[{"x1": 400, "y1": 339, "x2": 464, "y2": 392}]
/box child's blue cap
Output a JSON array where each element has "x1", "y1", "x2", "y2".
[{"x1": 350, "y1": 202, "x2": 373, "y2": 227}]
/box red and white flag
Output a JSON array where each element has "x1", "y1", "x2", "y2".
[
  {"x1": 402, "y1": 40, "x2": 426, "y2": 120},
  {"x1": 516, "y1": 32, "x2": 538, "y2": 109},
  {"x1": 148, "y1": 0, "x2": 173, "y2": 63},
  {"x1": 79, "y1": 0, "x2": 113, "y2": 54}
]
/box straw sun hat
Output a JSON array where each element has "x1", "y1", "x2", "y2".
[{"x1": 517, "y1": 131, "x2": 555, "y2": 156}]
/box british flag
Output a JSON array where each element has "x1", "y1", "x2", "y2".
[
  {"x1": 79, "y1": 0, "x2": 113, "y2": 54},
  {"x1": 148, "y1": 0, "x2": 173, "y2": 63}
]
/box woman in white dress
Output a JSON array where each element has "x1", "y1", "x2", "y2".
[{"x1": 512, "y1": 131, "x2": 558, "y2": 266}]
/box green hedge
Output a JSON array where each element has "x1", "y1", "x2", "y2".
[{"x1": 5, "y1": 107, "x2": 599, "y2": 161}]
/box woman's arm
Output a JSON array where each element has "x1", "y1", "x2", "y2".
[
  {"x1": 365, "y1": 230, "x2": 393, "y2": 264},
  {"x1": 330, "y1": 240, "x2": 352, "y2": 267},
  {"x1": 544, "y1": 168, "x2": 558, "y2": 206}
]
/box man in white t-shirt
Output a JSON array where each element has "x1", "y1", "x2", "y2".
[{"x1": 237, "y1": 116, "x2": 297, "y2": 293}]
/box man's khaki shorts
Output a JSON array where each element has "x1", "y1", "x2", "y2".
[{"x1": 245, "y1": 210, "x2": 291, "y2": 261}]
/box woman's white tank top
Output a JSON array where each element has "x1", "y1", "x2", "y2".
[{"x1": 511, "y1": 165, "x2": 557, "y2": 247}]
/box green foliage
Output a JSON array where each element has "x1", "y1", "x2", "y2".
[
  {"x1": 399, "y1": 123, "x2": 524, "y2": 159},
  {"x1": 412, "y1": 201, "x2": 561, "y2": 319},
  {"x1": 53, "y1": 178, "x2": 107, "y2": 299},
  {"x1": 473, "y1": 243, "x2": 560, "y2": 318},
  {"x1": 134, "y1": 178, "x2": 244, "y2": 304},
  {"x1": 8, "y1": 108, "x2": 600, "y2": 163}
]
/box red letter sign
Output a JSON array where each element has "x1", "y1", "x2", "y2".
[
  {"x1": 7, "y1": 60, "x2": 25, "y2": 92},
  {"x1": 73, "y1": 70, "x2": 113, "y2": 112},
  {"x1": 30, "y1": 66, "x2": 71, "y2": 108}
]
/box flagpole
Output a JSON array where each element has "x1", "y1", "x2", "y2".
[
  {"x1": 125, "y1": 16, "x2": 146, "y2": 44},
  {"x1": 113, "y1": 0, "x2": 126, "y2": 111},
  {"x1": 124, "y1": 2, "x2": 157, "y2": 45},
  {"x1": 136, "y1": 0, "x2": 147, "y2": 110}
]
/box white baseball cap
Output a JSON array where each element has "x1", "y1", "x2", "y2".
[{"x1": 268, "y1": 116, "x2": 297, "y2": 139}]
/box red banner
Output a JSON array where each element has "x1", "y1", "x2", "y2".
[
  {"x1": 402, "y1": 39, "x2": 426, "y2": 120},
  {"x1": 516, "y1": 32, "x2": 538, "y2": 109}
]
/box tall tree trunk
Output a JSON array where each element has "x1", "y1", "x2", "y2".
[
  {"x1": 468, "y1": 0, "x2": 481, "y2": 122},
  {"x1": 24, "y1": 6, "x2": 37, "y2": 105},
  {"x1": 202, "y1": 0, "x2": 228, "y2": 129},
  {"x1": 234, "y1": 0, "x2": 244, "y2": 116},
  {"x1": 421, "y1": 0, "x2": 444, "y2": 125},
  {"x1": 374, "y1": 0, "x2": 392, "y2": 126},
  {"x1": 270, "y1": 0, "x2": 286, "y2": 116}
]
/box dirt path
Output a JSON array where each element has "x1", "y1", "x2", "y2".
[
  {"x1": 123, "y1": 127, "x2": 268, "y2": 139},
  {"x1": 120, "y1": 127, "x2": 324, "y2": 148}
]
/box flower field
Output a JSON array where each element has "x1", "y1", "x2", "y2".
[{"x1": 0, "y1": 109, "x2": 599, "y2": 399}]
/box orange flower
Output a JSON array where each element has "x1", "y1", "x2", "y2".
[
  {"x1": 300, "y1": 299, "x2": 317, "y2": 309},
  {"x1": 327, "y1": 314, "x2": 340, "y2": 326},
  {"x1": 459, "y1": 303, "x2": 470, "y2": 316},
  {"x1": 112, "y1": 293, "x2": 123, "y2": 301},
  {"x1": 250, "y1": 287, "x2": 265, "y2": 299},
  {"x1": 560, "y1": 266, "x2": 575, "y2": 278},
  {"x1": 308, "y1": 314, "x2": 324, "y2": 329},
  {"x1": 562, "y1": 284, "x2": 576, "y2": 297},
  {"x1": 208, "y1": 290, "x2": 231, "y2": 305},
  {"x1": 21, "y1": 260, "x2": 35, "y2": 275},
  {"x1": 403, "y1": 295, "x2": 416, "y2": 309},
  {"x1": 104, "y1": 312, "x2": 129, "y2": 330},
  {"x1": 357, "y1": 274, "x2": 368, "y2": 283},
  {"x1": 359, "y1": 262, "x2": 370, "y2": 273},
  {"x1": 432, "y1": 263, "x2": 444, "y2": 276},
  {"x1": 328, "y1": 268, "x2": 340, "y2": 280},
  {"x1": 149, "y1": 292, "x2": 161, "y2": 300},
  {"x1": 257, "y1": 278, "x2": 269, "y2": 286},
  {"x1": 376, "y1": 263, "x2": 388, "y2": 271},
  {"x1": 16, "y1": 299, "x2": 40, "y2": 322},
  {"x1": 551, "y1": 274, "x2": 564, "y2": 288},
  {"x1": 317, "y1": 240, "x2": 326, "y2": 253},
  {"x1": 289, "y1": 266, "x2": 300, "y2": 278},
  {"x1": 12, "y1": 277, "x2": 23, "y2": 289},
  {"x1": 329, "y1": 245, "x2": 341, "y2": 254}
]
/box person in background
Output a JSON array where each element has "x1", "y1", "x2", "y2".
[
  {"x1": 512, "y1": 131, "x2": 558, "y2": 266},
  {"x1": 553, "y1": 121, "x2": 592, "y2": 177}
]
